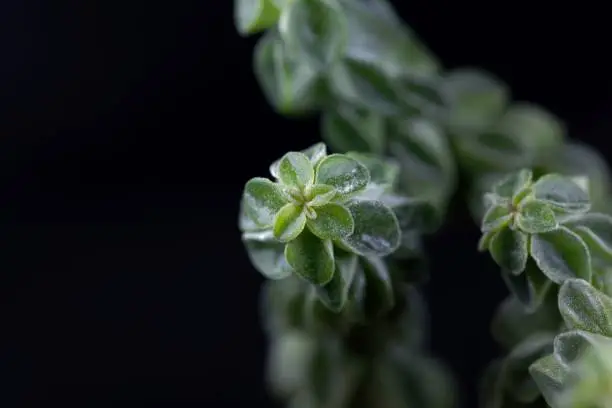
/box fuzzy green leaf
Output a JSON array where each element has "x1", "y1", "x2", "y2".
[
  {"x1": 279, "y1": 0, "x2": 347, "y2": 70},
  {"x1": 566, "y1": 213, "x2": 612, "y2": 262},
  {"x1": 321, "y1": 105, "x2": 386, "y2": 154},
  {"x1": 329, "y1": 59, "x2": 402, "y2": 115},
  {"x1": 235, "y1": 0, "x2": 281, "y2": 36},
  {"x1": 243, "y1": 177, "x2": 288, "y2": 228},
  {"x1": 558, "y1": 278, "x2": 612, "y2": 337},
  {"x1": 493, "y1": 169, "x2": 533, "y2": 199},
  {"x1": 278, "y1": 152, "x2": 315, "y2": 189},
  {"x1": 489, "y1": 227, "x2": 529, "y2": 275},
  {"x1": 315, "y1": 253, "x2": 358, "y2": 311},
  {"x1": 270, "y1": 143, "x2": 327, "y2": 179},
  {"x1": 341, "y1": 200, "x2": 401, "y2": 256},
  {"x1": 481, "y1": 203, "x2": 512, "y2": 233},
  {"x1": 533, "y1": 174, "x2": 591, "y2": 214},
  {"x1": 273, "y1": 203, "x2": 307, "y2": 242},
  {"x1": 306, "y1": 184, "x2": 336, "y2": 207},
  {"x1": 307, "y1": 203, "x2": 354, "y2": 240},
  {"x1": 345, "y1": 152, "x2": 400, "y2": 189},
  {"x1": 528, "y1": 354, "x2": 566, "y2": 408},
  {"x1": 478, "y1": 229, "x2": 496, "y2": 252},
  {"x1": 243, "y1": 238, "x2": 293, "y2": 280},
  {"x1": 516, "y1": 199, "x2": 558, "y2": 234},
  {"x1": 530, "y1": 226, "x2": 591, "y2": 284},
  {"x1": 285, "y1": 228, "x2": 335, "y2": 285},
  {"x1": 315, "y1": 154, "x2": 370, "y2": 198}
]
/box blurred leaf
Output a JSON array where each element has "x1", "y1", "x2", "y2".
[
  {"x1": 345, "y1": 152, "x2": 400, "y2": 189},
  {"x1": 285, "y1": 227, "x2": 335, "y2": 285},
  {"x1": 321, "y1": 105, "x2": 386, "y2": 154},
  {"x1": 565, "y1": 213, "x2": 612, "y2": 262},
  {"x1": 341, "y1": 200, "x2": 401, "y2": 256},
  {"x1": 254, "y1": 30, "x2": 324, "y2": 115},
  {"x1": 316, "y1": 253, "x2": 359, "y2": 311},
  {"x1": 244, "y1": 236, "x2": 293, "y2": 279},
  {"x1": 490, "y1": 227, "x2": 529, "y2": 275},
  {"x1": 235, "y1": 0, "x2": 281, "y2": 36},
  {"x1": 501, "y1": 260, "x2": 555, "y2": 312},
  {"x1": 267, "y1": 330, "x2": 315, "y2": 398},
  {"x1": 530, "y1": 226, "x2": 591, "y2": 284},
  {"x1": 279, "y1": 0, "x2": 347, "y2": 70},
  {"x1": 361, "y1": 255, "x2": 395, "y2": 317},
  {"x1": 558, "y1": 278, "x2": 612, "y2": 337}
]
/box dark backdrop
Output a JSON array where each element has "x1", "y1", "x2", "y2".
[{"x1": 1, "y1": 1, "x2": 611, "y2": 407}]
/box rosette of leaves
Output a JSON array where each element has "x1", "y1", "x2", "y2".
[
  {"x1": 529, "y1": 279, "x2": 612, "y2": 408},
  {"x1": 240, "y1": 143, "x2": 416, "y2": 308},
  {"x1": 478, "y1": 169, "x2": 594, "y2": 311}
]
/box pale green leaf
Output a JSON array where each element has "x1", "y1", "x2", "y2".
[
  {"x1": 533, "y1": 174, "x2": 591, "y2": 214},
  {"x1": 493, "y1": 169, "x2": 533, "y2": 199},
  {"x1": 315, "y1": 154, "x2": 370, "y2": 198},
  {"x1": 285, "y1": 228, "x2": 335, "y2": 285},
  {"x1": 361, "y1": 255, "x2": 395, "y2": 317},
  {"x1": 305, "y1": 184, "x2": 336, "y2": 207},
  {"x1": 243, "y1": 177, "x2": 288, "y2": 228},
  {"x1": 278, "y1": 152, "x2": 315, "y2": 189},
  {"x1": 340, "y1": 200, "x2": 401, "y2": 256},
  {"x1": 478, "y1": 229, "x2": 496, "y2": 252},
  {"x1": 243, "y1": 238, "x2": 293, "y2": 280},
  {"x1": 530, "y1": 226, "x2": 591, "y2": 284},
  {"x1": 307, "y1": 203, "x2": 354, "y2": 240},
  {"x1": 500, "y1": 260, "x2": 555, "y2": 312},
  {"x1": 273, "y1": 203, "x2": 307, "y2": 242},
  {"x1": 235, "y1": 0, "x2": 281, "y2": 36},
  {"x1": 558, "y1": 278, "x2": 612, "y2": 337},
  {"x1": 528, "y1": 354, "x2": 567, "y2": 408},
  {"x1": 516, "y1": 199, "x2": 558, "y2": 234},
  {"x1": 270, "y1": 142, "x2": 328, "y2": 179},
  {"x1": 489, "y1": 227, "x2": 529, "y2": 275},
  {"x1": 481, "y1": 203, "x2": 512, "y2": 233},
  {"x1": 278, "y1": 0, "x2": 347, "y2": 70},
  {"x1": 345, "y1": 152, "x2": 400, "y2": 189}
]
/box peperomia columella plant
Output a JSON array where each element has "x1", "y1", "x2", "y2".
[{"x1": 234, "y1": 0, "x2": 612, "y2": 407}]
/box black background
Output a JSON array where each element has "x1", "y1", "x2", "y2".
[{"x1": 1, "y1": 1, "x2": 611, "y2": 407}]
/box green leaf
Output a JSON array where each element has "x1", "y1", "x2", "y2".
[
  {"x1": 397, "y1": 76, "x2": 446, "y2": 118},
  {"x1": 278, "y1": 152, "x2": 315, "y2": 189},
  {"x1": 478, "y1": 229, "x2": 496, "y2": 252},
  {"x1": 315, "y1": 253, "x2": 358, "y2": 311},
  {"x1": 243, "y1": 177, "x2": 288, "y2": 228},
  {"x1": 489, "y1": 227, "x2": 529, "y2": 275},
  {"x1": 493, "y1": 169, "x2": 533, "y2": 199},
  {"x1": 501, "y1": 333, "x2": 555, "y2": 403},
  {"x1": 305, "y1": 184, "x2": 336, "y2": 207},
  {"x1": 234, "y1": 0, "x2": 281, "y2": 36},
  {"x1": 441, "y1": 68, "x2": 509, "y2": 135},
  {"x1": 533, "y1": 174, "x2": 591, "y2": 214},
  {"x1": 500, "y1": 260, "x2": 555, "y2": 312},
  {"x1": 361, "y1": 255, "x2": 395, "y2": 317},
  {"x1": 273, "y1": 203, "x2": 307, "y2": 242},
  {"x1": 315, "y1": 154, "x2": 370, "y2": 198},
  {"x1": 243, "y1": 237, "x2": 293, "y2": 280},
  {"x1": 267, "y1": 331, "x2": 315, "y2": 398},
  {"x1": 558, "y1": 278, "x2": 612, "y2": 337},
  {"x1": 516, "y1": 199, "x2": 558, "y2": 234},
  {"x1": 285, "y1": 228, "x2": 335, "y2": 285},
  {"x1": 278, "y1": 0, "x2": 347, "y2": 70},
  {"x1": 481, "y1": 204, "x2": 512, "y2": 233},
  {"x1": 566, "y1": 213, "x2": 612, "y2": 262},
  {"x1": 383, "y1": 195, "x2": 441, "y2": 233},
  {"x1": 320, "y1": 105, "x2": 386, "y2": 154},
  {"x1": 528, "y1": 354, "x2": 567, "y2": 408},
  {"x1": 254, "y1": 30, "x2": 323, "y2": 116},
  {"x1": 270, "y1": 143, "x2": 328, "y2": 179},
  {"x1": 530, "y1": 226, "x2": 591, "y2": 284},
  {"x1": 329, "y1": 59, "x2": 402, "y2": 115},
  {"x1": 340, "y1": 200, "x2": 401, "y2": 256},
  {"x1": 307, "y1": 203, "x2": 354, "y2": 240}
]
